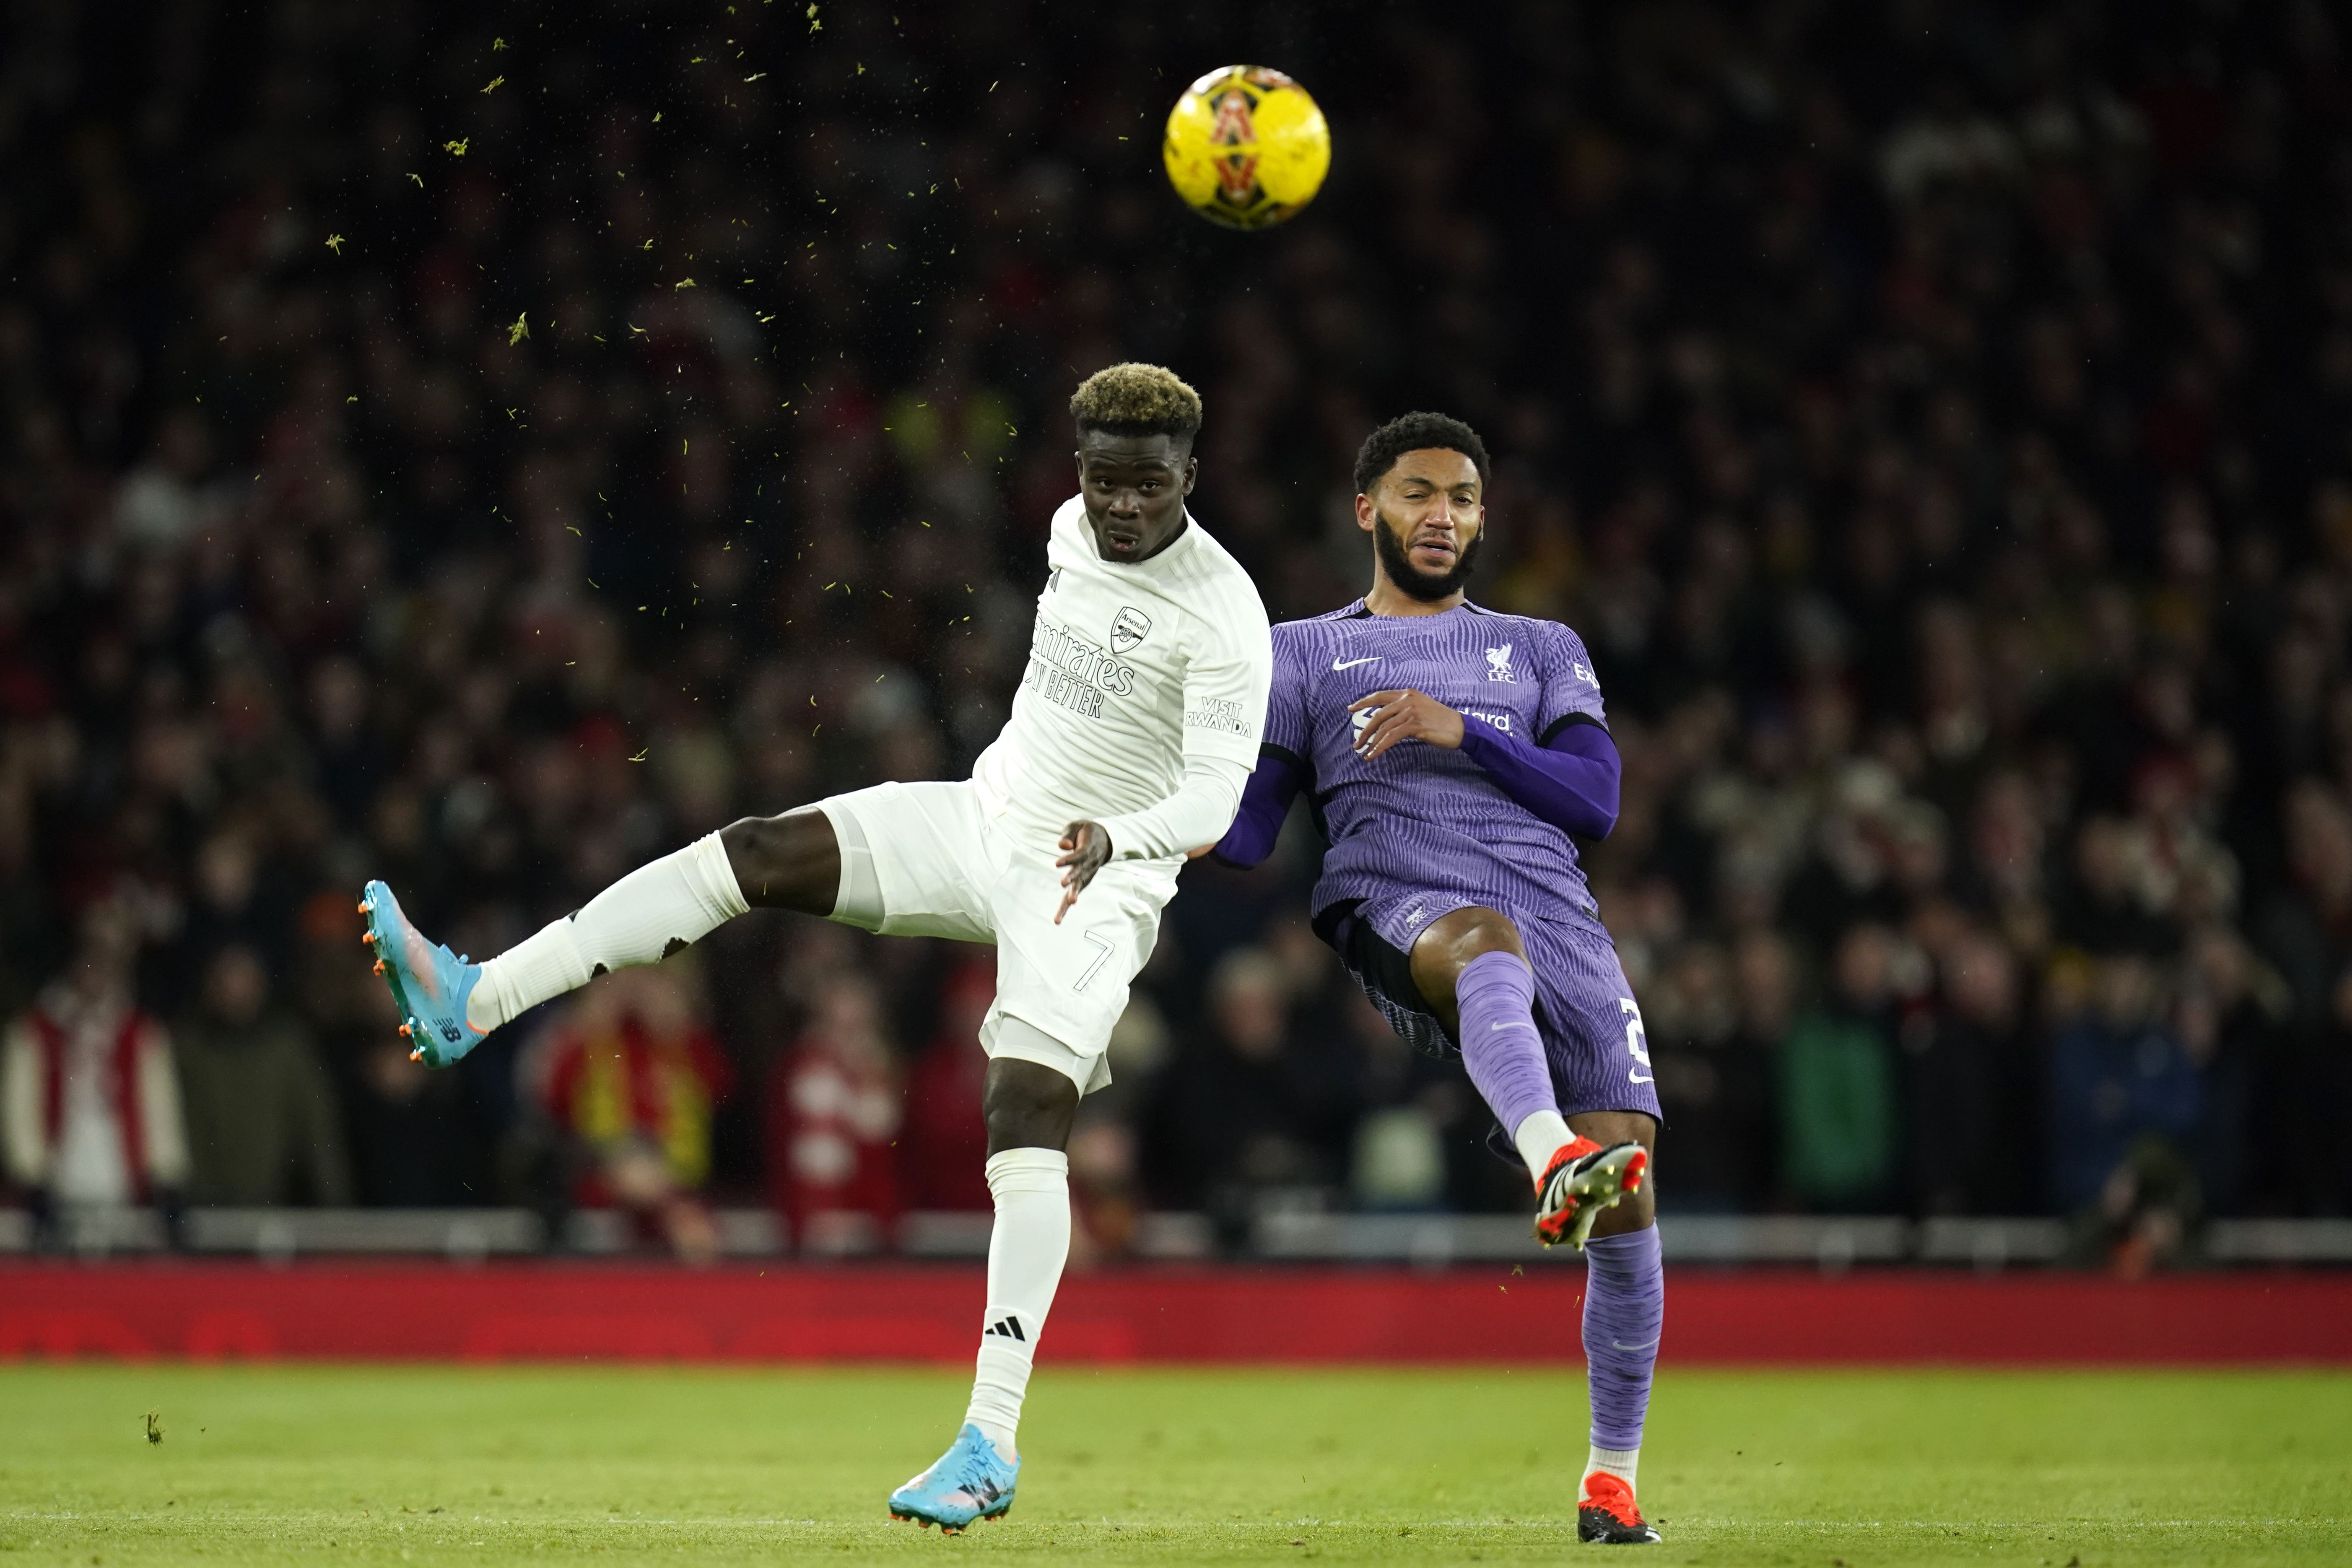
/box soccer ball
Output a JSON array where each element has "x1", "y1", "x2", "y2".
[{"x1": 1162, "y1": 65, "x2": 1331, "y2": 231}]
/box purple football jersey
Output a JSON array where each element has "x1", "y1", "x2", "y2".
[{"x1": 1265, "y1": 599, "x2": 1610, "y2": 938}]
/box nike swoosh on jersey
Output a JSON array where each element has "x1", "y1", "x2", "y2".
[
  {"x1": 1490, "y1": 1020, "x2": 1537, "y2": 1032},
  {"x1": 1332, "y1": 656, "x2": 1381, "y2": 670}
]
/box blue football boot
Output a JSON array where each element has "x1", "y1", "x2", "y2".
[
  {"x1": 888, "y1": 1424, "x2": 1018, "y2": 1533},
  {"x1": 358, "y1": 880, "x2": 488, "y2": 1067}
]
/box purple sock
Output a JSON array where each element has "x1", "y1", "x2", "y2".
[
  {"x1": 1582, "y1": 1225, "x2": 1663, "y2": 1451},
  {"x1": 1454, "y1": 950, "x2": 1556, "y2": 1140}
]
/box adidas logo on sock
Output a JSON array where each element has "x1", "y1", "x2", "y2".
[{"x1": 984, "y1": 1316, "x2": 1025, "y2": 1342}]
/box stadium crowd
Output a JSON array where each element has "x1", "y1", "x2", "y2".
[{"x1": 5, "y1": 0, "x2": 2351, "y2": 1258}]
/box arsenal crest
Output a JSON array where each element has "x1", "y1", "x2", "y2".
[{"x1": 1111, "y1": 607, "x2": 1152, "y2": 654}]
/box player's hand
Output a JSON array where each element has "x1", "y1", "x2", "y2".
[
  {"x1": 1054, "y1": 820, "x2": 1112, "y2": 924},
  {"x1": 1349, "y1": 689, "x2": 1466, "y2": 761}
]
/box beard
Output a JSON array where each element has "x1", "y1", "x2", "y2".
[{"x1": 1371, "y1": 506, "x2": 1485, "y2": 602}]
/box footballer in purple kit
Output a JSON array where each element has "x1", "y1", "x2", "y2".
[{"x1": 1211, "y1": 412, "x2": 1666, "y2": 1545}]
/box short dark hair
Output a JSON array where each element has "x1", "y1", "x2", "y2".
[
  {"x1": 1070, "y1": 363, "x2": 1204, "y2": 440},
  {"x1": 1352, "y1": 411, "x2": 1491, "y2": 497}
]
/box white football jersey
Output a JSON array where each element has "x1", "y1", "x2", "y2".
[{"x1": 971, "y1": 495, "x2": 1272, "y2": 857}]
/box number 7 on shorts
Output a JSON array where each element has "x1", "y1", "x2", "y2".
[{"x1": 1073, "y1": 931, "x2": 1114, "y2": 993}]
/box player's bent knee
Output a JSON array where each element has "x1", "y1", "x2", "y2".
[
  {"x1": 1413, "y1": 906, "x2": 1528, "y2": 979},
  {"x1": 982, "y1": 1056, "x2": 1080, "y2": 1155},
  {"x1": 1409, "y1": 906, "x2": 1530, "y2": 1020},
  {"x1": 1457, "y1": 907, "x2": 1526, "y2": 950},
  {"x1": 720, "y1": 810, "x2": 839, "y2": 914}
]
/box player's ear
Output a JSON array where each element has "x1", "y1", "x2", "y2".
[
  {"x1": 1181, "y1": 454, "x2": 1198, "y2": 495},
  {"x1": 1354, "y1": 492, "x2": 1377, "y2": 533}
]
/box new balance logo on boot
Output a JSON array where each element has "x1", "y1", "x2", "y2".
[{"x1": 984, "y1": 1316, "x2": 1025, "y2": 1342}]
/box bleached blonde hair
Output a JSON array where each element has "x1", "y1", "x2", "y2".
[{"x1": 1069, "y1": 362, "x2": 1203, "y2": 438}]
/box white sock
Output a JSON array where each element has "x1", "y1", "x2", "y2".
[
  {"x1": 1512, "y1": 1109, "x2": 1576, "y2": 1184},
  {"x1": 467, "y1": 831, "x2": 748, "y2": 1031},
  {"x1": 1586, "y1": 1443, "x2": 1639, "y2": 1491},
  {"x1": 964, "y1": 1147, "x2": 1071, "y2": 1462}
]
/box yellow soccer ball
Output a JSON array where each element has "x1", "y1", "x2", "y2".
[{"x1": 1162, "y1": 65, "x2": 1331, "y2": 231}]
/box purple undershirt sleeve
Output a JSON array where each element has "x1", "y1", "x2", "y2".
[
  {"x1": 1455, "y1": 719, "x2": 1620, "y2": 839},
  {"x1": 1209, "y1": 748, "x2": 1304, "y2": 869}
]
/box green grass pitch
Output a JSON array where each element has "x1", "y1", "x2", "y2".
[{"x1": 0, "y1": 1363, "x2": 2345, "y2": 1565}]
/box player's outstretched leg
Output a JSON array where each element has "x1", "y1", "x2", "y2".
[
  {"x1": 1574, "y1": 1114, "x2": 1663, "y2": 1545},
  {"x1": 1416, "y1": 917, "x2": 1645, "y2": 1247},
  {"x1": 891, "y1": 1050, "x2": 1078, "y2": 1532},
  {"x1": 362, "y1": 812, "x2": 837, "y2": 1063}
]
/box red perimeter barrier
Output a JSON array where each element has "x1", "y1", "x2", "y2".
[{"x1": 1, "y1": 1263, "x2": 2347, "y2": 1364}]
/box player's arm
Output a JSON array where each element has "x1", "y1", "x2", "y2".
[
  {"x1": 1458, "y1": 718, "x2": 1619, "y2": 838},
  {"x1": 1208, "y1": 618, "x2": 1312, "y2": 870},
  {"x1": 1207, "y1": 745, "x2": 1306, "y2": 869},
  {"x1": 1056, "y1": 758, "x2": 1253, "y2": 923},
  {"x1": 1057, "y1": 591, "x2": 1275, "y2": 921},
  {"x1": 1349, "y1": 688, "x2": 1620, "y2": 838}
]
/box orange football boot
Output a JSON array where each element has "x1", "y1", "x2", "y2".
[
  {"x1": 1533, "y1": 1136, "x2": 1647, "y2": 1249},
  {"x1": 1577, "y1": 1470, "x2": 1660, "y2": 1544}
]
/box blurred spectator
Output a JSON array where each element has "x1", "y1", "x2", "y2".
[
  {"x1": 767, "y1": 971, "x2": 900, "y2": 1252},
  {"x1": 2071, "y1": 1136, "x2": 2206, "y2": 1277},
  {"x1": 0, "y1": 901, "x2": 187, "y2": 1238},
  {"x1": 1340, "y1": 989, "x2": 1455, "y2": 1214},
  {"x1": 2176, "y1": 927, "x2": 2291, "y2": 1215},
  {"x1": 2046, "y1": 955, "x2": 2203, "y2": 1217},
  {"x1": 174, "y1": 943, "x2": 351, "y2": 1206},
  {"x1": 2315, "y1": 968, "x2": 2352, "y2": 1215},
  {"x1": 1347, "y1": 1103, "x2": 1448, "y2": 1214},
  {"x1": 897, "y1": 958, "x2": 994, "y2": 1212},
  {"x1": 1902, "y1": 932, "x2": 2033, "y2": 1216},
  {"x1": 277, "y1": 888, "x2": 465, "y2": 1206},
  {"x1": 5, "y1": 0, "x2": 2352, "y2": 1229},
  {"x1": 1067, "y1": 992, "x2": 1177, "y2": 1259},
  {"x1": 1144, "y1": 947, "x2": 1357, "y2": 1240},
  {"x1": 1778, "y1": 924, "x2": 1903, "y2": 1212},
  {"x1": 2255, "y1": 782, "x2": 2352, "y2": 1211},
  {"x1": 1656, "y1": 931, "x2": 1786, "y2": 1212},
  {"x1": 2055, "y1": 817, "x2": 2178, "y2": 958},
  {"x1": 532, "y1": 965, "x2": 732, "y2": 1261},
  {"x1": 1068, "y1": 1118, "x2": 1145, "y2": 1262}
]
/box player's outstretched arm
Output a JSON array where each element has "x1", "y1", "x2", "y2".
[
  {"x1": 1348, "y1": 687, "x2": 1619, "y2": 838},
  {"x1": 1458, "y1": 720, "x2": 1620, "y2": 838}
]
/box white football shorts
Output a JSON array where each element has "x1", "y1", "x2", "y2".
[{"x1": 814, "y1": 779, "x2": 1176, "y2": 1095}]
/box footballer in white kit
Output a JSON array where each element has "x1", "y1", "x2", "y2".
[
  {"x1": 354, "y1": 363, "x2": 1271, "y2": 1533},
  {"x1": 830, "y1": 483, "x2": 1269, "y2": 1097}
]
